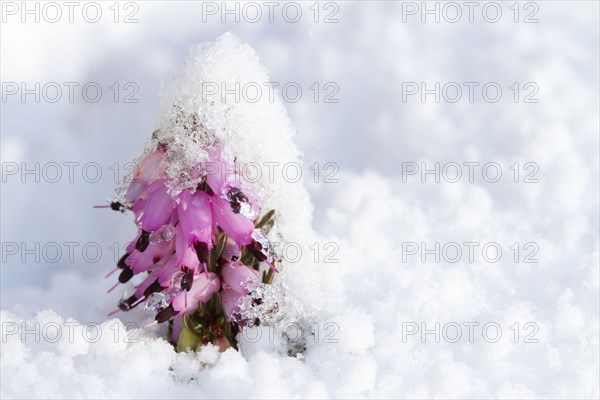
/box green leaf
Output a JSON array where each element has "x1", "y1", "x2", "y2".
[
  {"x1": 214, "y1": 233, "x2": 227, "y2": 260},
  {"x1": 240, "y1": 248, "x2": 256, "y2": 266},
  {"x1": 263, "y1": 268, "x2": 275, "y2": 284},
  {"x1": 176, "y1": 315, "x2": 203, "y2": 352},
  {"x1": 255, "y1": 209, "x2": 276, "y2": 232},
  {"x1": 208, "y1": 232, "x2": 226, "y2": 273}
]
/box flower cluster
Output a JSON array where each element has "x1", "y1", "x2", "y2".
[{"x1": 99, "y1": 141, "x2": 280, "y2": 351}]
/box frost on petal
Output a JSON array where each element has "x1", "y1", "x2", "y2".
[
  {"x1": 221, "y1": 262, "x2": 260, "y2": 295},
  {"x1": 136, "y1": 181, "x2": 175, "y2": 232},
  {"x1": 212, "y1": 195, "x2": 254, "y2": 245}
]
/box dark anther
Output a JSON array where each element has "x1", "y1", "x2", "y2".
[
  {"x1": 118, "y1": 294, "x2": 138, "y2": 311},
  {"x1": 143, "y1": 279, "x2": 163, "y2": 297},
  {"x1": 194, "y1": 242, "x2": 210, "y2": 264},
  {"x1": 197, "y1": 179, "x2": 214, "y2": 196},
  {"x1": 110, "y1": 201, "x2": 123, "y2": 211},
  {"x1": 135, "y1": 230, "x2": 150, "y2": 252},
  {"x1": 252, "y1": 298, "x2": 263, "y2": 306},
  {"x1": 155, "y1": 305, "x2": 177, "y2": 323},
  {"x1": 157, "y1": 141, "x2": 168, "y2": 151},
  {"x1": 246, "y1": 240, "x2": 267, "y2": 262},
  {"x1": 226, "y1": 187, "x2": 248, "y2": 214},
  {"x1": 117, "y1": 253, "x2": 129, "y2": 269},
  {"x1": 118, "y1": 266, "x2": 134, "y2": 283},
  {"x1": 254, "y1": 318, "x2": 260, "y2": 326},
  {"x1": 180, "y1": 267, "x2": 194, "y2": 291}
]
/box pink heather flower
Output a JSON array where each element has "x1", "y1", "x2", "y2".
[
  {"x1": 125, "y1": 148, "x2": 166, "y2": 203},
  {"x1": 221, "y1": 262, "x2": 259, "y2": 295},
  {"x1": 219, "y1": 262, "x2": 260, "y2": 323},
  {"x1": 102, "y1": 141, "x2": 279, "y2": 344},
  {"x1": 135, "y1": 180, "x2": 175, "y2": 232},
  {"x1": 177, "y1": 191, "x2": 213, "y2": 247},
  {"x1": 126, "y1": 237, "x2": 174, "y2": 274},
  {"x1": 156, "y1": 272, "x2": 221, "y2": 323},
  {"x1": 173, "y1": 272, "x2": 220, "y2": 312},
  {"x1": 211, "y1": 195, "x2": 254, "y2": 245},
  {"x1": 220, "y1": 289, "x2": 244, "y2": 321},
  {"x1": 221, "y1": 236, "x2": 241, "y2": 262}
]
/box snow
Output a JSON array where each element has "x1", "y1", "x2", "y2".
[
  {"x1": 1, "y1": 2, "x2": 599, "y2": 399},
  {"x1": 150, "y1": 33, "x2": 313, "y2": 244}
]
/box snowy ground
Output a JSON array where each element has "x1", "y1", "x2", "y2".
[{"x1": 1, "y1": 1, "x2": 599, "y2": 398}]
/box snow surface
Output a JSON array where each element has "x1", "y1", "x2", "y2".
[{"x1": 1, "y1": 2, "x2": 599, "y2": 399}]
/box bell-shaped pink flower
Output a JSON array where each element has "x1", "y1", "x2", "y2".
[
  {"x1": 221, "y1": 262, "x2": 259, "y2": 295},
  {"x1": 221, "y1": 181, "x2": 259, "y2": 219},
  {"x1": 221, "y1": 236, "x2": 241, "y2": 262},
  {"x1": 155, "y1": 272, "x2": 220, "y2": 323},
  {"x1": 126, "y1": 238, "x2": 174, "y2": 274},
  {"x1": 130, "y1": 198, "x2": 147, "y2": 220},
  {"x1": 204, "y1": 151, "x2": 229, "y2": 194},
  {"x1": 157, "y1": 257, "x2": 186, "y2": 288},
  {"x1": 177, "y1": 190, "x2": 213, "y2": 246},
  {"x1": 212, "y1": 195, "x2": 254, "y2": 245},
  {"x1": 136, "y1": 181, "x2": 174, "y2": 232},
  {"x1": 125, "y1": 148, "x2": 166, "y2": 202},
  {"x1": 171, "y1": 272, "x2": 220, "y2": 314},
  {"x1": 220, "y1": 289, "x2": 243, "y2": 321}
]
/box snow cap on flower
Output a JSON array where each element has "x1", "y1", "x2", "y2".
[{"x1": 100, "y1": 33, "x2": 309, "y2": 351}]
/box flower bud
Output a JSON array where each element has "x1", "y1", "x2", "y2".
[
  {"x1": 221, "y1": 262, "x2": 259, "y2": 295},
  {"x1": 220, "y1": 290, "x2": 243, "y2": 321},
  {"x1": 136, "y1": 182, "x2": 174, "y2": 232},
  {"x1": 177, "y1": 191, "x2": 213, "y2": 246},
  {"x1": 171, "y1": 272, "x2": 220, "y2": 314}
]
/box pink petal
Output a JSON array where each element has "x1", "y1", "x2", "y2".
[
  {"x1": 136, "y1": 183, "x2": 174, "y2": 231},
  {"x1": 220, "y1": 290, "x2": 243, "y2": 320},
  {"x1": 171, "y1": 314, "x2": 184, "y2": 343},
  {"x1": 171, "y1": 272, "x2": 220, "y2": 313},
  {"x1": 221, "y1": 262, "x2": 259, "y2": 295},
  {"x1": 126, "y1": 239, "x2": 174, "y2": 274},
  {"x1": 125, "y1": 148, "x2": 165, "y2": 202},
  {"x1": 212, "y1": 195, "x2": 254, "y2": 245},
  {"x1": 177, "y1": 191, "x2": 213, "y2": 246}
]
